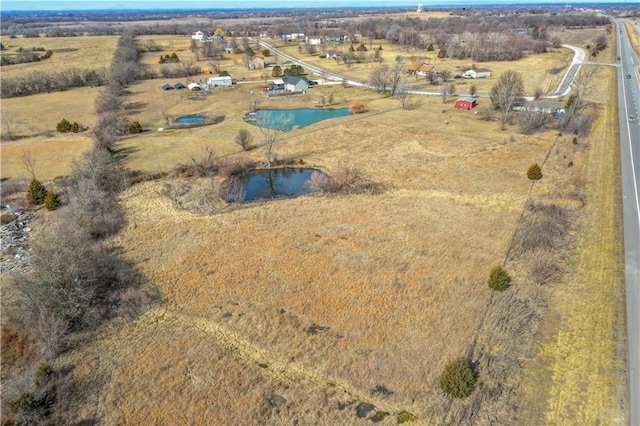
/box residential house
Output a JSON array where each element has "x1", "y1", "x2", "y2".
[
  {"x1": 407, "y1": 61, "x2": 437, "y2": 78},
  {"x1": 416, "y1": 64, "x2": 437, "y2": 78},
  {"x1": 282, "y1": 76, "x2": 309, "y2": 92},
  {"x1": 454, "y1": 97, "x2": 478, "y2": 110},
  {"x1": 306, "y1": 35, "x2": 324, "y2": 45},
  {"x1": 248, "y1": 56, "x2": 265, "y2": 70},
  {"x1": 191, "y1": 31, "x2": 206, "y2": 41},
  {"x1": 512, "y1": 101, "x2": 565, "y2": 116},
  {"x1": 326, "y1": 50, "x2": 344, "y2": 60}
]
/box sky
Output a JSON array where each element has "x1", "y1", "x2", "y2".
[{"x1": 1, "y1": 0, "x2": 637, "y2": 11}]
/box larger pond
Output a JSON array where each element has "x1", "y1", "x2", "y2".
[
  {"x1": 244, "y1": 108, "x2": 351, "y2": 131},
  {"x1": 232, "y1": 168, "x2": 321, "y2": 203}
]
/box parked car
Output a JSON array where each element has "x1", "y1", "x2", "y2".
[{"x1": 308, "y1": 80, "x2": 318, "y2": 86}]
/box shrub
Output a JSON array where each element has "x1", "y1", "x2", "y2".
[
  {"x1": 370, "y1": 411, "x2": 389, "y2": 422},
  {"x1": 397, "y1": 411, "x2": 417, "y2": 423},
  {"x1": 44, "y1": 191, "x2": 61, "y2": 211},
  {"x1": 440, "y1": 357, "x2": 476, "y2": 398},
  {"x1": 219, "y1": 70, "x2": 230, "y2": 76},
  {"x1": 129, "y1": 121, "x2": 143, "y2": 134},
  {"x1": 527, "y1": 163, "x2": 543, "y2": 180},
  {"x1": 27, "y1": 179, "x2": 47, "y2": 205},
  {"x1": 488, "y1": 265, "x2": 511, "y2": 291},
  {"x1": 56, "y1": 118, "x2": 72, "y2": 133},
  {"x1": 350, "y1": 101, "x2": 368, "y2": 114},
  {"x1": 71, "y1": 122, "x2": 80, "y2": 133}
]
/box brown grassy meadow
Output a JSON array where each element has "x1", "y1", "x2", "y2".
[
  {"x1": 1, "y1": 25, "x2": 625, "y2": 424},
  {"x1": 65, "y1": 64, "x2": 565, "y2": 423},
  {"x1": 0, "y1": 35, "x2": 118, "y2": 77}
]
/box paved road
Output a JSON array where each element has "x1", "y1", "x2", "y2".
[
  {"x1": 549, "y1": 44, "x2": 586, "y2": 97},
  {"x1": 616, "y1": 20, "x2": 640, "y2": 426}
]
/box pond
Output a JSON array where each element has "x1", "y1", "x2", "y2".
[
  {"x1": 231, "y1": 168, "x2": 322, "y2": 203},
  {"x1": 176, "y1": 115, "x2": 206, "y2": 124},
  {"x1": 244, "y1": 108, "x2": 351, "y2": 131}
]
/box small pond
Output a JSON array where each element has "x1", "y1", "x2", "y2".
[
  {"x1": 244, "y1": 108, "x2": 351, "y2": 131},
  {"x1": 232, "y1": 168, "x2": 323, "y2": 203},
  {"x1": 176, "y1": 115, "x2": 206, "y2": 124}
]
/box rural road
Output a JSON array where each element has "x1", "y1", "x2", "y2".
[
  {"x1": 257, "y1": 38, "x2": 584, "y2": 99},
  {"x1": 616, "y1": 20, "x2": 640, "y2": 426}
]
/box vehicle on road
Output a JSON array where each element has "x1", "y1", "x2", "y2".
[{"x1": 628, "y1": 74, "x2": 632, "y2": 79}]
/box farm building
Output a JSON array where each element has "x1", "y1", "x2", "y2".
[
  {"x1": 463, "y1": 68, "x2": 491, "y2": 79},
  {"x1": 455, "y1": 97, "x2": 478, "y2": 110},
  {"x1": 173, "y1": 82, "x2": 185, "y2": 89},
  {"x1": 207, "y1": 76, "x2": 233, "y2": 87},
  {"x1": 188, "y1": 82, "x2": 207, "y2": 91},
  {"x1": 162, "y1": 83, "x2": 174, "y2": 90}
]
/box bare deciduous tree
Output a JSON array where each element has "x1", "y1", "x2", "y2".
[
  {"x1": 490, "y1": 70, "x2": 525, "y2": 129},
  {"x1": 235, "y1": 129, "x2": 253, "y2": 151},
  {"x1": 468, "y1": 84, "x2": 477, "y2": 97},
  {"x1": 20, "y1": 149, "x2": 37, "y2": 180},
  {"x1": 255, "y1": 114, "x2": 292, "y2": 168}
]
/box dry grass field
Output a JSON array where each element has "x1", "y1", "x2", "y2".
[
  {"x1": 0, "y1": 35, "x2": 118, "y2": 77},
  {"x1": 1, "y1": 23, "x2": 625, "y2": 425}
]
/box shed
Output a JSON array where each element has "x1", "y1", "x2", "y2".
[
  {"x1": 162, "y1": 83, "x2": 174, "y2": 90},
  {"x1": 455, "y1": 97, "x2": 477, "y2": 110},
  {"x1": 188, "y1": 82, "x2": 203, "y2": 91},
  {"x1": 174, "y1": 82, "x2": 185, "y2": 89}
]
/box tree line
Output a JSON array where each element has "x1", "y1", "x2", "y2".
[{"x1": 2, "y1": 29, "x2": 159, "y2": 425}]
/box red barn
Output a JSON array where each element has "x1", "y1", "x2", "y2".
[{"x1": 455, "y1": 97, "x2": 477, "y2": 110}]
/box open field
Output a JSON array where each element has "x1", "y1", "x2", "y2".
[
  {"x1": 60, "y1": 64, "x2": 581, "y2": 423},
  {"x1": 0, "y1": 35, "x2": 118, "y2": 77},
  {"x1": 0, "y1": 23, "x2": 626, "y2": 424}
]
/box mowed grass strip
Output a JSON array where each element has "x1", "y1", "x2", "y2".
[{"x1": 518, "y1": 66, "x2": 627, "y2": 424}]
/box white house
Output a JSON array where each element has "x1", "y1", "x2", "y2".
[
  {"x1": 305, "y1": 35, "x2": 324, "y2": 45},
  {"x1": 463, "y1": 68, "x2": 491, "y2": 79},
  {"x1": 191, "y1": 31, "x2": 205, "y2": 41},
  {"x1": 207, "y1": 76, "x2": 233, "y2": 87}
]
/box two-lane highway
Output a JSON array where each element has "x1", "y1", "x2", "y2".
[{"x1": 616, "y1": 20, "x2": 640, "y2": 426}]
